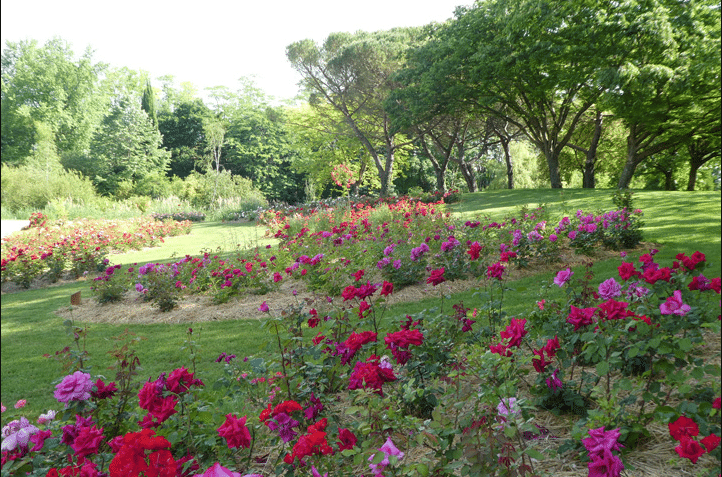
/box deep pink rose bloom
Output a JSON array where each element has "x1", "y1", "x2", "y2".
[
  {"x1": 499, "y1": 318, "x2": 527, "y2": 348},
  {"x1": 598, "y1": 278, "x2": 622, "y2": 300},
  {"x1": 486, "y1": 262, "x2": 506, "y2": 280},
  {"x1": 70, "y1": 425, "x2": 105, "y2": 458},
  {"x1": 217, "y1": 414, "x2": 251, "y2": 449},
  {"x1": 166, "y1": 367, "x2": 204, "y2": 394},
  {"x1": 193, "y1": 462, "x2": 243, "y2": 477},
  {"x1": 54, "y1": 371, "x2": 93, "y2": 403},
  {"x1": 567, "y1": 306, "x2": 595, "y2": 331},
  {"x1": 91, "y1": 378, "x2": 118, "y2": 399},
  {"x1": 659, "y1": 290, "x2": 691, "y2": 316},
  {"x1": 554, "y1": 268, "x2": 573, "y2": 287},
  {"x1": 675, "y1": 437, "x2": 706, "y2": 463},
  {"x1": 29, "y1": 429, "x2": 53, "y2": 452}
]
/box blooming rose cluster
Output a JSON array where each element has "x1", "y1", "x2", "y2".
[
  {"x1": 490, "y1": 318, "x2": 528, "y2": 357},
  {"x1": 348, "y1": 355, "x2": 396, "y2": 396},
  {"x1": 338, "y1": 331, "x2": 378, "y2": 365},
  {"x1": 668, "y1": 415, "x2": 720, "y2": 464},
  {"x1": 384, "y1": 328, "x2": 424, "y2": 365},
  {"x1": 138, "y1": 367, "x2": 204, "y2": 428}
]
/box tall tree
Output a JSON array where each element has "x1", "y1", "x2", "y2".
[
  {"x1": 141, "y1": 79, "x2": 157, "y2": 128},
  {"x1": 601, "y1": 0, "x2": 721, "y2": 188},
  {"x1": 287, "y1": 28, "x2": 420, "y2": 196},
  {"x1": 403, "y1": 1, "x2": 620, "y2": 189},
  {"x1": 686, "y1": 130, "x2": 721, "y2": 191},
  {"x1": 286, "y1": 103, "x2": 371, "y2": 197},
  {"x1": 88, "y1": 96, "x2": 169, "y2": 195},
  {"x1": 1, "y1": 38, "x2": 106, "y2": 165},
  {"x1": 158, "y1": 99, "x2": 212, "y2": 178}
]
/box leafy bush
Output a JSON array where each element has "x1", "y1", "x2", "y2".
[
  {"x1": 1, "y1": 163, "x2": 99, "y2": 214},
  {"x1": 151, "y1": 211, "x2": 206, "y2": 222}
]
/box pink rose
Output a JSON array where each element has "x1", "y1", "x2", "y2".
[
  {"x1": 194, "y1": 462, "x2": 243, "y2": 477},
  {"x1": 554, "y1": 268, "x2": 573, "y2": 287},
  {"x1": 54, "y1": 371, "x2": 93, "y2": 403}
]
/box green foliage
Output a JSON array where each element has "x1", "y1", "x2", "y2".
[
  {"x1": 1, "y1": 38, "x2": 106, "y2": 166},
  {"x1": 90, "y1": 264, "x2": 131, "y2": 304},
  {"x1": 179, "y1": 170, "x2": 267, "y2": 211},
  {"x1": 141, "y1": 79, "x2": 158, "y2": 128},
  {"x1": 0, "y1": 163, "x2": 99, "y2": 213},
  {"x1": 89, "y1": 97, "x2": 170, "y2": 195}
]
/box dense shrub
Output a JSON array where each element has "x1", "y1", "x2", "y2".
[{"x1": 0, "y1": 163, "x2": 99, "y2": 214}]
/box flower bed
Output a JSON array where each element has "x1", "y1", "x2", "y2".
[
  {"x1": 2, "y1": 198, "x2": 719, "y2": 476},
  {"x1": 1, "y1": 217, "x2": 192, "y2": 288},
  {"x1": 1, "y1": 249, "x2": 719, "y2": 476}
]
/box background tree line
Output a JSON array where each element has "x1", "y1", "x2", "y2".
[{"x1": 2, "y1": 0, "x2": 720, "y2": 212}]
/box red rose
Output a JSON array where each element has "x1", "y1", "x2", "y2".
[
  {"x1": 217, "y1": 414, "x2": 252, "y2": 449},
  {"x1": 337, "y1": 428, "x2": 358, "y2": 451},
  {"x1": 675, "y1": 437, "x2": 706, "y2": 463},
  {"x1": 617, "y1": 262, "x2": 639, "y2": 281},
  {"x1": 427, "y1": 268, "x2": 445, "y2": 286},
  {"x1": 380, "y1": 281, "x2": 394, "y2": 296},
  {"x1": 669, "y1": 415, "x2": 699, "y2": 441},
  {"x1": 701, "y1": 433, "x2": 721, "y2": 452}
]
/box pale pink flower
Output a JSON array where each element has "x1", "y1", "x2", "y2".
[
  {"x1": 14, "y1": 399, "x2": 26, "y2": 409},
  {"x1": 37, "y1": 410, "x2": 57, "y2": 425}
]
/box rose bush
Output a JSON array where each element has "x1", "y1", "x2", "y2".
[{"x1": 1, "y1": 195, "x2": 719, "y2": 476}]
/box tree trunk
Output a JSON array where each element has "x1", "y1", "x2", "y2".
[
  {"x1": 459, "y1": 162, "x2": 477, "y2": 192},
  {"x1": 379, "y1": 148, "x2": 395, "y2": 197},
  {"x1": 687, "y1": 166, "x2": 698, "y2": 191},
  {"x1": 499, "y1": 136, "x2": 514, "y2": 189},
  {"x1": 617, "y1": 128, "x2": 642, "y2": 189},
  {"x1": 664, "y1": 172, "x2": 676, "y2": 191},
  {"x1": 547, "y1": 152, "x2": 563, "y2": 188},
  {"x1": 418, "y1": 135, "x2": 447, "y2": 194},
  {"x1": 582, "y1": 110, "x2": 603, "y2": 188}
]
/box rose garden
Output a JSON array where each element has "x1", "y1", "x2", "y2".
[{"x1": 1, "y1": 190, "x2": 720, "y2": 477}]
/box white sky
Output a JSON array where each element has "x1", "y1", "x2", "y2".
[{"x1": 1, "y1": 0, "x2": 466, "y2": 102}]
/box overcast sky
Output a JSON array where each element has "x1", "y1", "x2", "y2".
[{"x1": 2, "y1": 0, "x2": 466, "y2": 102}]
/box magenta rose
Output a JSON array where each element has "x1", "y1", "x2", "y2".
[
  {"x1": 54, "y1": 371, "x2": 93, "y2": 403},
  {"x1": 553, "y1": 268, "x2": 573, "y2": 287}
]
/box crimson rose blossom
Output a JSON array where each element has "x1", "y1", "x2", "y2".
[
  {"x1": 70, "y1": 425, "x2": 105, "y2": 458},
  {"x1": 217, "y1": 414, "x2": 251, "y2": 449},
  {"x1": 486, "y1": 262, "x2": 505, "y2": 280},
  {"x1": 675, "y1": 437, "x2": 706, "y2": 463},
  {"x1": 427, "y1": 268, "x2": 445, "y2": 286}
]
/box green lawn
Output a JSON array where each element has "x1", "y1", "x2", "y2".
[{"x1": 2, "y1": 189, "x2": 720, "y2": 417}]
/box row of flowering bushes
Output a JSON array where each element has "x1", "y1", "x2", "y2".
[
  {"x1": 1, "y1": 215, "x2": 193, "y2": 288},
  {"x1": 2, "y1": 248, "x2": 720, "y2": 476},
  {"x1": 87, "y1": 196, "x2": 643, "y2": 313}
]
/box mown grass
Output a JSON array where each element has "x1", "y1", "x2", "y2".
[{"x1": 1, "y1": 189, "x2": 720, "y2": 418}]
